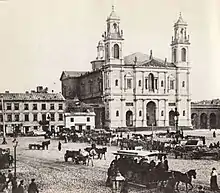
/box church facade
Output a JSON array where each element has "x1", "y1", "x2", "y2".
[{"x1": 60, "y1": 7, "x2": 192, "y2": 130}]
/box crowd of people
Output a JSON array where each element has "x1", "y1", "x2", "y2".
[{"x1": 0, "y1": 170, "x2": 39, "y2": 193}]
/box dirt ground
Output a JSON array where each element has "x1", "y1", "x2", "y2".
[{"x1": 0, "y1": 129, "x2": 220, "y2": 193}]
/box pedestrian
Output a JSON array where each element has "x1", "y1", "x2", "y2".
[
  {"x1": 17, "y1": 180, "x2": 25, "y2": 193},
  {"x1": 28, "y1": 179, "x2": 39, "y2": 193},
  {"x1": 58, "y1": 141, "x2": 61, "y2": 151},
  {"x1": 164, "y1": 157, "x2": 169, "y2": 171},
  {"x1": 11, "y1": 177, "x2": 17, "y2": 193},
  {"x1": 213, "y1": 131, "x2": 216, "y2": 138},
  {"x1": 7, "y1": 170, "x2": 13, "y2": 184},
  {"x1": 210, "y1": 167, "x2": 219, "y2": 191}
]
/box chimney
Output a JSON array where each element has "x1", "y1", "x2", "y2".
[
  {"x1": 37, "y1": 86, "x2": 43, "y2": 93},
  {"x1": 5, "y1": 91, "x2": 9, "y2": 94},
  {"x1": 45, "y1": 87, "x2": 48, "y2": 93}
]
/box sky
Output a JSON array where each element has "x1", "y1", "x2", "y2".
[{"x1": 0, "y1": 0, "x2": 219, "y2": 101}]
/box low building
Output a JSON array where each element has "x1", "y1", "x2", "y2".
[
  {"x1": 0, "y1": 86, "x2": 65, "y2": 134},
  {"x1": 64, "y1": 97, "x2": 95, "y2": 131},
  {"x1": 65, "y1": 112, "x2": 95, "y2": 132},
  {"x1": 191, "y1": 99, "x2": 220, "y2": 129}
]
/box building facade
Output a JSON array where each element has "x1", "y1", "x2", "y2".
[
  {"x1": 64, "y1": 97, "x2": 96, "y2": 131},
  {"x1": 0, "y1": 87, "x2": 65, "y2": 134},
  {"x1": 65, "y1": 112, "x2": 95, "y2": 132},
  {"x1": 191, "y1": 99, "x2": 220, "y2": 129},
  {"x1": 60, "y1": 7, "x2": 192, "y2": 130}
]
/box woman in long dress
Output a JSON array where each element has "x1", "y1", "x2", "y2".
[{"x1": 210, "y1": 167, "x2": 219, "y2": 191}]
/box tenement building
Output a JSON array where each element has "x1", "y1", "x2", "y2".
[
  {"x1": 60, "y1": 7, "x2": 192, "y2": 130},
  {"x1": 0, "y1": 86, "x2": 65, "y2": 134}
]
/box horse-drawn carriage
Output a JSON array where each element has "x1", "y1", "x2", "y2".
[
  {"x1": 28, "y1": 140, "x2": 50, "y2": 150},
  {"x1": 172, "y1": 139, "x2": 206, "y2": 159},
  {"x1": 107, "y1": 149, "x2": 197, "y2": 192},
  {"x1": 189, "y1": 147, "x2": 220, "y2": 160},
  {"x1": 109, "y1": 150, "x2": 168, "y2": 188},
  {"x1": 64, "y1": 150, "x2": 88, "y2": 164}
]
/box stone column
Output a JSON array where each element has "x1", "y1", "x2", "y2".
[
  {"x1": 165, "y1": 99, "x2": 169, "y2": 126},
  {"x1": 207, "y1": 113, "x2": 210, "y2": 130},
  {"x1": 142, "y1": 99, "x2": 146, "y2": 127},
  {"x1": 156, "y1": 99, "x2": 159, "y2": 126}
]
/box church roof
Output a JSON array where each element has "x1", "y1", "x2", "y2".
[
  {"x1": 192, "y1": 99, "x2": 220, "y2": 105},
  {"x1": 124, "y1": 52, "x2": 176, "y2": 68},
  {"x1": 60, "y1": 71, "x2": 87, "y2": 80},
  {"x1": 0, "y1": 92, "x2": 65, "y2": 101}
]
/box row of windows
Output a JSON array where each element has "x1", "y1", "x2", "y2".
[
  {"x1": 0, "y1": 113, "x2": 64, "y2": 122},
  {"x1": 115, "y1": 110, "x2": 186, "y2": 117},
  {"x1": 115, "y1": 79, "x2": 185, "y2": 89},
  {"x1": 70, "y1": 117, "x2": 90, "y2": 122},
  {"x1": 0, "y1": 103, "x2": 63, "y2": 111}
]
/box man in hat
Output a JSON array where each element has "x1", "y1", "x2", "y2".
[{"x1": 28, "y1": 179, "x2": 39, "y2": 193}]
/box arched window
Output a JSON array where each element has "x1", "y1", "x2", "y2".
[
  {"x1": 161, "y1": 80, "x2": 164, "y2": 87},
  {"x1": 115, "y1": 79, "x2": 118, "y2": 86},
  {"x1": 173, "y1": 49, "x2": 177, "y2": 62},
  {"x1": 181, "y1": 48, "x2": 186, "y2": 62},
  {"x1": 148, "y1": 73, "x2": 154, "y2": 91},
  {"x1": 139, "y1": 110, "x2": 142, "y2": 116},
  {"x1": 182, "y1": 81, "x2": 185, "y2": 87},
  {"x1": 113, "y1": 44, "x2": 119, "y2": 59},
  {"x1": 116, "y1": 110, "x2": 119, "y2": 117},
  {"x1": 138, "y1": 80, "x2": 141, "y2": 87},
  {"x1": 161, "y1": 111, "x2": 164, "y2": 116}
]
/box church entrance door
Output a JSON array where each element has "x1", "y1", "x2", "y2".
[
  {"x1": 146, "y1": 101, "x2": 156, "y2": 126},
  {"x1": 126, "y1": 111, "x2": 133, "y2": 127},
  {"x1": 169, "y1": 110, "x2": 175, "y2": 126}
]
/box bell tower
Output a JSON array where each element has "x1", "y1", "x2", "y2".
[
  {"x1": 102, "y1": 5, "x2": 124, "y2": 65},
  {"x1": 171, "y1": 13, "x2": 191, "y2": 127},
  {"x1": 171, "y1": 13, "x2": 190, "y2": 67}
]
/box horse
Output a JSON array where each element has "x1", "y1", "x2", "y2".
[
  {"x1": 172, "y1": 169, "x2": 196, "y2": 192},
  {"x1": 42, "y1": 140, "x2": 50, "y2": 150},
  {"x1": 96, "y1": 147, "x2": 107, "y2": 160}
]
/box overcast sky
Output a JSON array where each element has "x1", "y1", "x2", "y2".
[{"x1": 0, "y1": 0, "x2": 219, "y2": 101}]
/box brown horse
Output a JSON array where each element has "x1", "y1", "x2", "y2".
[{"x1": 172, "y1": 169, "x2": 196, "y2": 192}]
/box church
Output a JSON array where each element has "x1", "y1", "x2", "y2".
[{"x1": 60, "y1": 6, "x2": 192, "y2": 130}]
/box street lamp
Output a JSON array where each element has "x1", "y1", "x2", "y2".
[
  {"x1": 111, "y1": 169, "x2": 125, "y2": 193},
  {"x1": 46, "y1": 114, "x2": 51, "y2": 132},
  {"x1": 1, "y1": 96, "x2": 7, "y2": 144},
  {"x1": 13, "y1": 141, "x2": 18, "y2": 179},
  {"x1": 174, "y1": 107, "x2": 180, "y2": 142}
]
